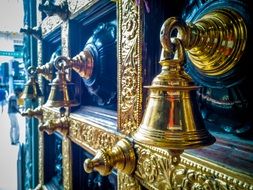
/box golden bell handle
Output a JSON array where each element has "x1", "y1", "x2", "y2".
[{"x1": 83, "y1": 139, "x2": 136, "y2": 176}]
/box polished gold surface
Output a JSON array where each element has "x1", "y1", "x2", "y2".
[
  {"x1": 133, "y1": 39, "x2": 215, "y2": 149},
  {"x1": 55, "y1": 50, "x2": 94, "y2": 80},
  {"x1": 134, "y1": 144, "x2": 253, "y2": 190},
  {"x1": 117, "y1": 0, "x2": 143, "y2": 135},
  {"x1": 37, "y1": 1, "x2": 253, "y2": 190},
  {"x1": 70, "y1": 50, "x2": 94, "y2": 79},
  {"x1": 62, "y1": 138, "x2": 72, "y2": 190},
  {"x1": 44, "y1": 69, "x2": 79, "y2": 107},
  {"x1": 21, "y1": 106, "x2": 44, "y2": 121},
  {"x1": 83, "y1": 139, "x2": 136, "y2": 176},
  {"x1": 160, "y1": 9, "x2": 247, "y2": 76}
]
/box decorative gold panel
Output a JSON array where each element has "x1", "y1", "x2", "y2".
[
  {"x1": 134, "y1": 144, "x2": 253, "y2": 190},
  {"x1": 42, "y1": 108, "x2": 122, "y2": 154},
  {"x1": 41, "y1": 15, "x2": 62, "y2": 36},
  {"x1": 68, "y1": 0, "x2": 99, "y2": 18},
  {"x1": 117, "y1": 0, "x2": 143, "y2": 135},
  {"x1": 118, "y1": 172, "x2": 141, "y2": 190},
  {"x1": 38, "y1": 131, "x2": 44, "y2": 186},
  {"x1": 62, "y1": 138, "x2": 72, "y2": 189},
  {"x1": 38, "y1": 1, "x2": 253, "y2": 190}
]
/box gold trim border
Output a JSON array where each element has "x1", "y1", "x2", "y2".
[
  {"x1": 134, "y1": 144, "x2": 253, "y2": 190},
  {"x1": 117, "y1": 0, "x2": 143, "y2": 135}
]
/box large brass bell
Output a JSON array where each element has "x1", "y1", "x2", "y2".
[
  {"x1": 44, "y1": 57, "x2": 79, "y2": 107},
  {"x1": 21, "y1": 66, "x2": 43, "y2": 100},
  {"x1": 133, "y1": 39, "x2": 215, "y2": 149}
]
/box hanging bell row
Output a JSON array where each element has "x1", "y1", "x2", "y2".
[{"x1": 133, "y1": 39, "x2": 215, "y2": 150}]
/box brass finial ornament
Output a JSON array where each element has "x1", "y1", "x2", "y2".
[
  {"x1": 133, "y1": 38, "x2": 215, "y2": 149},
  {"x1": 83, "y1": 139, "x2": 136, "y2": 176},
  {"x1": 52, "y1": 50, "x2": 94, "y2": 80},
  {"x1": 160, "y1": 9, "x2": 247, "y2": 76},
  {"x1": 44, "y1": 57, "x2": 79, "y2": 107},
  {"x1": 21, "y1": 66, "x2": 43, "y2": 100}
]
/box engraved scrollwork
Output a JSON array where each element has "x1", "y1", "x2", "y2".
[
  {"x1": 61, "y1": 22, "x2": 69, "y2": 57},
  {"x1": 119, "y1": 0, "x2": 142, "y2": 135},
  {"x1": 68, "y1": 119, "x2": 120, "y2": 151},
  {"x1": 41, "y1": 15, "x2": 62, "y2": 36},
  {"x1": 134, "y1": 145, "x2": 172, "y2": 190},
  {"x1": 134, "y1": 144, "x2": 253, "y2": 190},
  {"x1": 118, "y1": 172, "x2": 141, "y2": 190},
  {"x1": 62, "y1": 138, "x2": 72, "y2": 190},
  {"x1": 171, "y1": 167, "x2": 237, "y2": 190},
  {"x1": 38, "y1": 132, "x2": 44, "y2": 185}
]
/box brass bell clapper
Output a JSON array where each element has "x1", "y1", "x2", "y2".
[{"x1": 133, "y1": 38, "x2": 215, "y2": 155}]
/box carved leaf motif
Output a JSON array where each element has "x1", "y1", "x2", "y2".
[
  {"x1": 135, "y1": 145, "x2": 172, "y2": 189},
  {"x1": 119, "y1": 0, "x2": 141, "y2": 135},
  {"x1": 118, "y1": 172, "x2": 141, "y2": 190},
  {"x1": 41, "y1": 15, "x2": 61, "y2": 35},
  {"x1": 171, "y1": 167, "x2": 238, "y2": 190},
  {"x1": 68, "y1": 119, "x2": 119, "y2": 151}
]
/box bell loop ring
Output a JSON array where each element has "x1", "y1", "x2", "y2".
[
  {"x1": 160, "y1": 17, "x2": 188, "y2": 54},
  {"x1": 27, "y1": 66, "x2": 37, "y2": 77},
  {"x1": 54, "y1": 56, "x2": 71, "y2": 72}
]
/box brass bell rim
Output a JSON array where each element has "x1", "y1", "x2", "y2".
[
  {"x1": 44, "y1": 99, "x2": 80, "y2": 108},
  {"x1": 144, "y1": 85, "x2": 200, "y2": 91},
  {"x1": 133, "y1": 126, "x2": 215, "y2": 149}
]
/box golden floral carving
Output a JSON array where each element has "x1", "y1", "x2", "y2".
[
  {"x1": 41, "y1": 15, "x2": 62, "y2": 36},
  {"x1": 61, "y1": 22, "x2": 69, "y2": 57},
  {"x1": 67, "y1": 0, "x2": 99, "y2": 16},
  {"x1": 62, "y1": 138, "x2": 72, "y2": 190},
  {"x1": 118, "y1": 0, "x2": 142, "y2": 135},
  {"x1": 134, "y1": 144, "x2": 253, "y2": 190},
  {"x1": 38, "y1": 131, "x2": 44, "y2": 185},
  {"x1": 118, "y1": 172, "x2": 141, "y2": 190},
  {"x1": 69, "y1": 119, "x2": 120, "y2": 152}
]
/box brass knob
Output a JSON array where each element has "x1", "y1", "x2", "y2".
[
  {"x1": 39, "y1": 116, "x2": 69, "y2": 137},
  {"x1": 83, "y1": 139, "x2": 136, "y2": 176},
  {"x1": 21, "y1": 106, "x2": 43, "y2": 120}
]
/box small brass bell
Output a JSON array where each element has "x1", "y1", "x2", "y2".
[
  {"x1": 44, "y1": 58, "x2": 79, "y2": 107},
  {"x1": 21, "y1": 66, "x2": 43, "y2": 100},
  {"x1": 133, "y1": 39, "x2": 215, "y2": 149}
]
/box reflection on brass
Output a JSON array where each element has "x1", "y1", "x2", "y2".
[
  {"x1": 54, "y1": 50, "x2": 94, "y2": 80},
  {"x1": 83, "y1": 139, "x2": 136, "y2": 176},
  {"x1": 39, "y1": 115, "x2": 70, "y2": 137},
  {"x1": 21, "y1": 106, "x2": 44, "y2": 121},
  {"x1": 69, "y1": 50, "x2": 94, "y2": 79},
  {"x1": 20, "y1": 25, "x2": 42, "y2": 40},
  {"x1": 38, "y1": 0, "x2": 69, "y2": 21},
  {"x1": 21, "y1": 66, "x2": 43, "y2": 100},
  {"x1": 133, "y1": 39, "x2": 215, "y2": 149},
  {"x1": 44, "y1": 59, "x2": 79, "y2": 107},
  {"x1": 160, "y1": 9, "x2": 247, "y2": 76}
]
